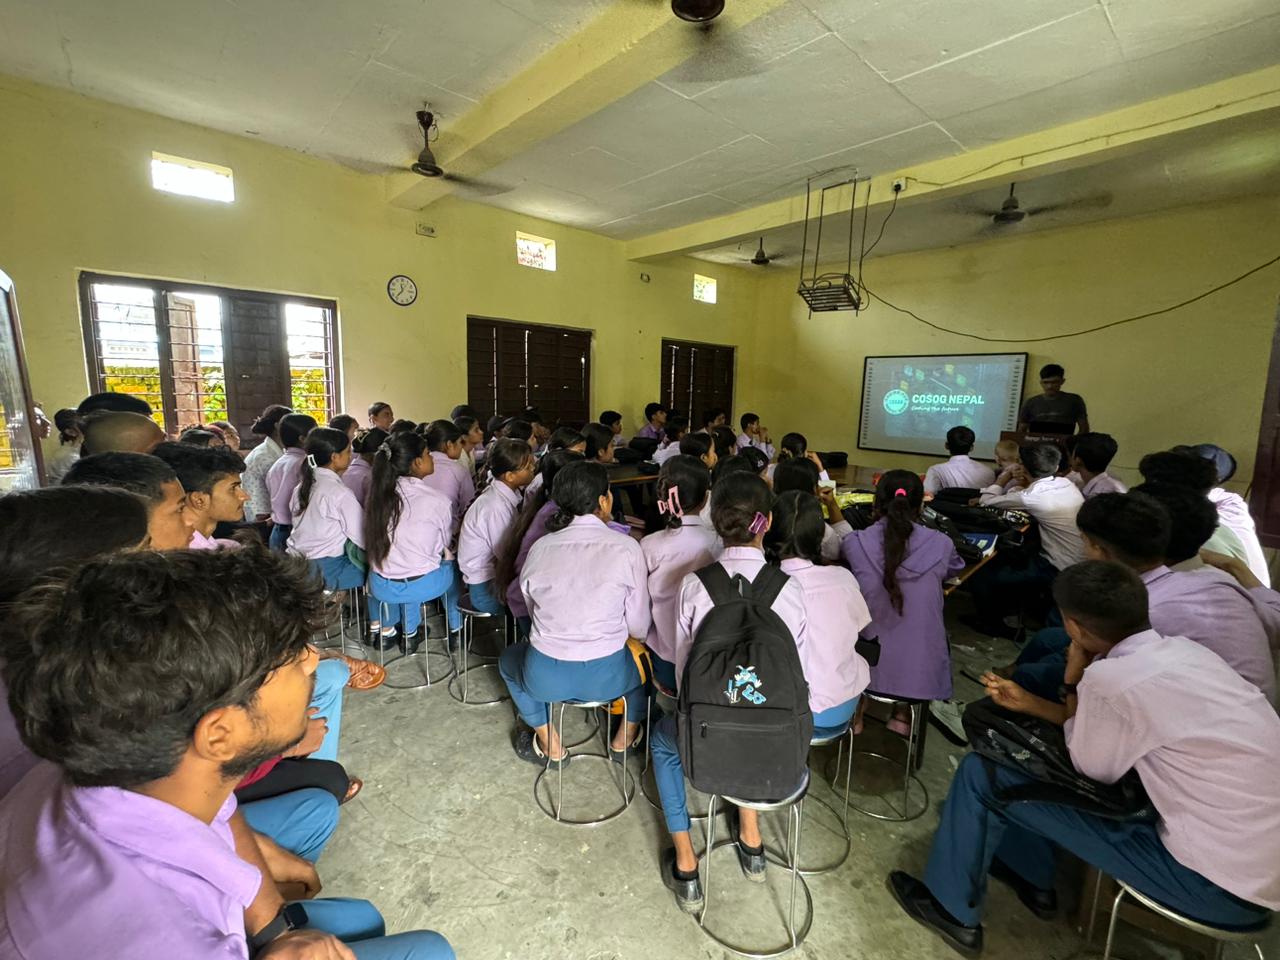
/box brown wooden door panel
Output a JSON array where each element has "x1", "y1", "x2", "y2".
[
  {"x1": 467, "y1": 317, "x2": 592, "y2": 430},
  {"x1": 1250, "y1": 302, "x2": 1280, "y2": 548},
  {"x1": 224, "y1": 295, "x2": 288, "y2": 443},
  {"x1": 661, "y1": 338, "x2": 735, "y2": 427}
]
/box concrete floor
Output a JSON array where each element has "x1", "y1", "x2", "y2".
[{"x1": 317, "y1": 610, "x2": 1276, "y2": 960}]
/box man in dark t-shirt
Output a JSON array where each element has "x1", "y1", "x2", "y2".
[{"x1": 1018, "y1": 363, "x2": 1089, "y2": 435}]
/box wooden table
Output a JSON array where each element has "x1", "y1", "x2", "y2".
[{"x1": 606, "y1": 463, "x2": 660, "y2": 487}]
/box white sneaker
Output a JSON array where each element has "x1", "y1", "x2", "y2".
[{"x1": 929, "y1": 699, "x2": 968, "y2": 745}]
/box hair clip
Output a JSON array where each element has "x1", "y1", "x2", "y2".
[
  {"x1": 306, "y1": 454, "x2": 318, "y2": 468},
  {"x1": 657, "y1": 485, "x2": 683, "y2": 519},
  {"x1": 748, "y1": 511, "x2": 768, "y2": 536},
  {"x1": 376, "y1": 442, "x2": 393, "y2": 458},
  {"x1": 893, "y1": 487, "x2": 907, "y2": 497}
]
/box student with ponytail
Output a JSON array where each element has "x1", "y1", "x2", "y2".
[
  {"x1": 342, "y1": 427, "x2": 386, "y2": 507},
  {"x1": 773, "y1": 457, "x2": 851, "y2": 561},
  {"x1": 840, "y1": 470, "x2": 963, "y2": 734},
  {"x1": 676, "y1": 431, "x2": 718, "y2": 472},
  {"x1": 286, "y1": 427, "x2": 365, "y2": 591},
  {"x1": 265, "y1": 412, "x2": 317, "y2": 550},
  {"x1": 765, "y1": 490, "x2": 872, "y2": 734},
  {"x1": 767, "y1": 431, "x2": 829, "y2": 484},
  {"x1": 640, "y1": 455, "x2": 718, "y2": 692},
  {"x1": 458, "y1": 439, "x2": 536, "y2": 615},
  {"x1": 364, "y1": 431, "x2": 461, "y2": 652},
  {"x1": 494, "y1": 449, "x2": 584, "y2": 639},
  {"x1": 498, "y1": 460, "x2": 651, "y2": 766},
  {"x1": 420, "y1": 418, "x2": 475, "y2": 537}
]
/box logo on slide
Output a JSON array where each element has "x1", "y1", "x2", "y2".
[{"x1": 883, "y1": 389, "x2": 909, "y2": 416}]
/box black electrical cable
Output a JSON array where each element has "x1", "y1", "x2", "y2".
[
  {"x1": 861, "y1": 185, "x2": 899, "y2": 259},
  {"x1": 861, "y1": 251, "x2": 1280, "y2": 344}
]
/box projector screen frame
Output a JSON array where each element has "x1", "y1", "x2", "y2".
[{"x1": 857, "y1": 351, "x2": 1029, "y2": 460}]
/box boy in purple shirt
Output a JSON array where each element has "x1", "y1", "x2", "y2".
[
  {"x1": 0, "y1": 549, "x2": 453, "y2": 960},
  {"x1": 635, "y1": 402, "x2": 668, "y2": 441},
  {"x1": 891, "y1": 561, "x2": 1280, "y2": 956},
  {"x1": 1069, "y1": 432, "x2": 1127, "y2": 499},
  {"x1": 152, "y1": 442, "x2": 251, "y2": 550}
]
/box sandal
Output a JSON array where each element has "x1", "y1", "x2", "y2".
[
  {"x1": 514, "y1": 728, "x2": 569, "y2": 769},
  {"x1": 341, "y1": 777, "x2": 364, "y2": 805},
  {"x1": 336, "y1": 656, "x2": 387, "y2": 691},
  {"x1": 608, "y1": 726, "x2": 645, "y2": 764}
]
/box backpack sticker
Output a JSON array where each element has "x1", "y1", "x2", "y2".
[{"x1": 724, "y1": 665, "x2": 767, "y2": 705}]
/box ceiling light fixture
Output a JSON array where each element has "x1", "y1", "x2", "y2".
[{"x1": 672, "y1": 0, "x2": 725, "y2": 23}]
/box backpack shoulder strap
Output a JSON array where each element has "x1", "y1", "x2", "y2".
[
  {"x1": 747, "y1": 563, "x2": 789, "y2": 609},
  {"x1": 695, "y1": 562, "x2": 739, "y2": 607}
]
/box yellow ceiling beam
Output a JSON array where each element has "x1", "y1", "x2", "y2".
[
  {"x1": 623, "y1": 63, "x2": 1280, "y2": 261},
  {"x1": 385, "y1": 0, "x2": 791, "y2": 210}
]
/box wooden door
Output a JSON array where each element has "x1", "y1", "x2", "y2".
[
  {"x1": 1250, "y1": 301, "x2": 1280, "y2": 547},
  {"x1": 224, "y1": 295, "x2": 289, "y2": 446}
]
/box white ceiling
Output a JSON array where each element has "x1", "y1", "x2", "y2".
[
  {"x1": 0, "y1": 0, "x2": 1277, "y2": 239},
  {"x1": 690, "y1": 108, "x2": 1280, "y2": 268}
]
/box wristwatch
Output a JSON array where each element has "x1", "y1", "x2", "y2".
[
  {"x1": 249, "y1": 903, "x2": 308, "y2": 956},
  {"x1": 1058, "y1": 682, "x2": 1079, "y2": 699}
]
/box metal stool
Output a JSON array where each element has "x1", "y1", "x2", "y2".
[
  {"x1": 534, "y1": 698, "x2": 636, "y2": 825},
  {"x1": 699, "y1": 772, "x2": 814, "y2": 958},
  {"x1": 847, "y1": 693, "x2": 929, "y2": 822},
  {"x1": 641, "y1": 687, "x2": 711, "y2": 827},
  {"x1": 1088, "y1": 875, "x2": 1272, "y2": 960},
  {"x1": 782, "y1": 725, "x2": 853, "y2": 875},
  {"x1": 316, "y1": 585, "x2": 367, "y2": 657},
  {"x1": 447, "y1": 603, "x2": 512, "y2": 705},
  {"x1": 367, "y1": 592, "x2": 455, "y2": 692}
]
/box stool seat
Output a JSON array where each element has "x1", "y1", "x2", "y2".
[
  {"x1": 848, "y1": 694, "x2": 929, "y2": 822},
  {"x1": 533, "y1": 698, "x2": 636, "y2": 826},
  {"x1": 366, "y1": 590, "x2": 455, "y2": 692},
  {"x1": 447, "y1": 604, "x2": 510, "y2": 705}
]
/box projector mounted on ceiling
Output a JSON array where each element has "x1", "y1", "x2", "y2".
[{"x1": 671, "y1": 0, "x2": 725, "y2": 22}]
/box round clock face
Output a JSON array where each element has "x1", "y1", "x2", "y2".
[{"x1": 387, "y1": 274, "x2": 417, "y2": 306}]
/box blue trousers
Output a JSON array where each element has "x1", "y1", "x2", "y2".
[
  {"x1": 650, "y1": 653, "x2": 677, "y2": 695},
  {"x1": 923, "y1": 754, "x2": 1269, "y2": 929},
  {"x1": 498, "y1": 642, "x2": 646, "y2": 729},
  {"x1": 967, "y1": 553, "x2": 1057, "y2": 626},
  {"x1": 312, "y1": 554, "x2": 366, "y2": 591},
  {"x1": 301, "y1": 899, "x2": 454, "y2": 959},
  {"x1": 369, "y1": 563, "x2": 461, "y2": 633},
  {"x1": 269, "y1": 523, "x2": 292, "y2": 552},
  {"x1": 652, "y1": 698, "x2": 856, "y2": 833},
  {"x1": 240, "y1": 787, "x2": 338, "y2": 861},
  {"x1": 466, "y1": 579, "x2": 506, "y2": 616},
  {"x1": 1013, "y1": 626, "x2": 1069, "y2": 700},
  {"x1": 311, "y1": 658, "x2": 348, "y2": 762}
]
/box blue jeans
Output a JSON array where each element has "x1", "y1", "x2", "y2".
[
  {"x1": 269, "y1": 523, "x2": 292, "y2": 552},
  {"x1": 301, "y1": 899, "x2": 454, "y2": 959},
  {"x1": 498, "y1": 642, "x2": 646, "y2": 729},
  {"x1": 813, "y1": 697, "x2": 858, "y2": 738},
  {"x1": 649, "y1": 653, "x2": 677, "y2": 695},
  {"x1": 466, "y1": 579, "x2": 505, "y2": 616},
  {"x1": 240, "y1": 787, "x2": 338, "y2": 861},
  {"x1": 312, "y1": 554, "x2": 366, "y2": 591},
  {"x1": 369, "y1": 563, "x2": 461, "y2": 633},
  {"x1": 923, "y1": 754, "x2": 1269, "y2": 929},
  {"x1": 311, "y1": 658, "x2": 348, "y2": 762},
  {"x1": 966, "y1": 553, "x2": 1057, "y2": 626},
  {"x1": 1013, "y1": 626, "x2": 1070, "y2": 700}
]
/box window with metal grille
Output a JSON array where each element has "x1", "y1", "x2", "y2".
[
  {"x1": 660, "y1": 338, "x2": 735, "y2": 425},
  {"x1": 79, "y1": 273, "x2": 339, "y2": 445},
  {"x1": 466, "y1": 316, "x2": 590, "y2": 429}
]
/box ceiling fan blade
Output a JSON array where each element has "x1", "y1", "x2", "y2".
[
  {"x1": 442, "y1": 172, "x2": 515, "y2": 197},
  {"x1": 1023, "y1": 192, "x2": 1113, "y2": 217}
]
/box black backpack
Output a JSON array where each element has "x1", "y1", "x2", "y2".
[
  {"x1": 676, "y1": 563, "x2": 813, "y2": 801},
  {"x1": 961, "y1": 698, "x2": 1155, "y2": 822}
]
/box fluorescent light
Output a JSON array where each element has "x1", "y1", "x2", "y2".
[{"x1": 151, "y1": 152, "x2": 235, "y2": 203}]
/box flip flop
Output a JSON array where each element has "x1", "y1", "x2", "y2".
[
  {"x1": 338, "y1": 656, "x2": 386, "y2": 691},
  {"x1": 341, "y1": 777, "x2": 364, "y2": 805}
]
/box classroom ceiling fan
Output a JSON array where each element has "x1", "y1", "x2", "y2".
[
  {"x1": 409, "y1": 110, "x2": 514, "y2": 197},
  {"x1": 741, "y1": 237, "x2": 791, "y2": 266},
  {"x1": 975, "y1": 182, "x2": 1114, "y2": 227},
  {"x1": 619, "y1": 0, "x2": 767, "y2": 82}
]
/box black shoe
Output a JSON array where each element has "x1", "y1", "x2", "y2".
[
  {"x1": 513, "y1": 729, "x2": 569, "y2": 769},
  {"x1": 887, "y1": 871, "x2": 984, "y2": 957},
  {"x1": 988, "y1": 857, "x2": 1057, "y2": 920},
  {"x1": 446, "y1": 629, "x2": 462, "y2": 654},
  {"x1": 735, "y1": 840, "x2": 767, "y2": 884},
  {"x1": 959, "y1": 614, "x2": 1019, "y2": 642},
  {"x1": 363, "y1": 629, "x2": 398, "y2": 652},
  {"x1": 398, "y1": 626, "x2": 424, "y2": 656},
  {"x1": 661, "y1": 848, "x2": 704, "y2": 914},
  {"x1": 608, "y1": 726, "x2": 644, "y2": 765}
]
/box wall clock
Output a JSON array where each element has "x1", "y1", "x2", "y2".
[{"x1": 387, "y1": 275, "x2": 417, "y2": 306}]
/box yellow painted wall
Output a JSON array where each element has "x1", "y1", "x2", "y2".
[
  {"x1": 0, "y1": 74, "x2": 761, "y2": 444},
  {"x1": 752, "y1": 194, "x2": 1280, "y2": 491}
]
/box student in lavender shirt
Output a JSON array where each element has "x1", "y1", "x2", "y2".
[
  {"x1": 735, "y1": 411, "x2": 775, "y2": 459},
  {"x1": 0, "y1": 549, "x2": 454, "y2": 960},
  {"x1": 1013, "y1": 489, "x2": 1278, "y2": 706},
  {"x1": 241, "y1": 404, "x2": 291, "y2": 522},
  {"x1": 498, "y1": 461, "x2": 651, "y2": 767},
  {"x1": 652, "y1": 473, "x2": 809, "y2": 912},
  {"x1": 1138, "y1": 449, "x2": 1253, "y2": 570},
  {"x1": 640, "y1": 456, "x2": 720, "y2": 692},
  {"x1": 773, "y1": 458, "x2": 851, "y2": 562},
  {"x1": 453, "y1": 415, "x2": 484, "y2": 480},
  {"x1": 923, "y1": 425, "x2": 996, "y2": 495},
  {"x1": 891, "y1": 561, "x2": 1280, "y2": 956},
  {"x1": 264, "y1": 413, "x2": 317, "y2": 551},
  {"x1": 600, "y1": 409, "x2": 626, "y2": 447},
  {"x1": 653, "y1": 418, "x2": 689, "y2": 466},
  {"x1": 287, "y1": 428, "x2": 366, "y2": 593},
  {"x1": 1068, "y1": 432, "x2": 1127, "y2": 499},
  {"x1": 419, "y1": 419, "x2": 476, "y2": 539},
  {"x1": 1194, "y1": 443, "x2": 1270, "y2": 587},
  {"x1": 766, "y1": 432, "x2": 830, "y2": 485},
  {"x1": 494, "y1": 450, "x2": 585, "y2": 640},
  {"x1": 153, "y1": 442, "x2": 251, "y2": 551},
  {"x1": 364, "y1": 431, "x2": 462, "y2": 653},
  {"x1": 635, "y1": 402, "x2": 668, "y2": 441},
  {"x1": 368, "y1": 400, "x2": 395, "y2": 432},
  {"x1": 843, "y1": 471, "x2": 964, "y2": 735},
  {"x1": 457, "y1": 439, "x2": 536, "y2": 616}
]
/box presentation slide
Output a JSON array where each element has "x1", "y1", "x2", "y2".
[{"x1": 859, "y1": 353, "x2": 1027, "y2": 459}]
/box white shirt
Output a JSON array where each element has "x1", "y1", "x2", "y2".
[
  {"x1": 979, "y1": 475, "x2": 1085, "y2": 570},
  {"x1": 641, "y1": 513, "x2": 721, "y2": 668},
  {"x1": 923, "y1": 455, "x2": 996, "y2": 495},
  {"x1": 1210, "y1": 488, "x2": 1270, "y2": 587},
  {"x1": 241, "y1": 437, "x2": 282, "y2": 519}
]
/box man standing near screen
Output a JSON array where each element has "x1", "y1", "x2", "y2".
[{"x1": 1017, "y1": 363, "x2": 1089, "y2": 435}]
